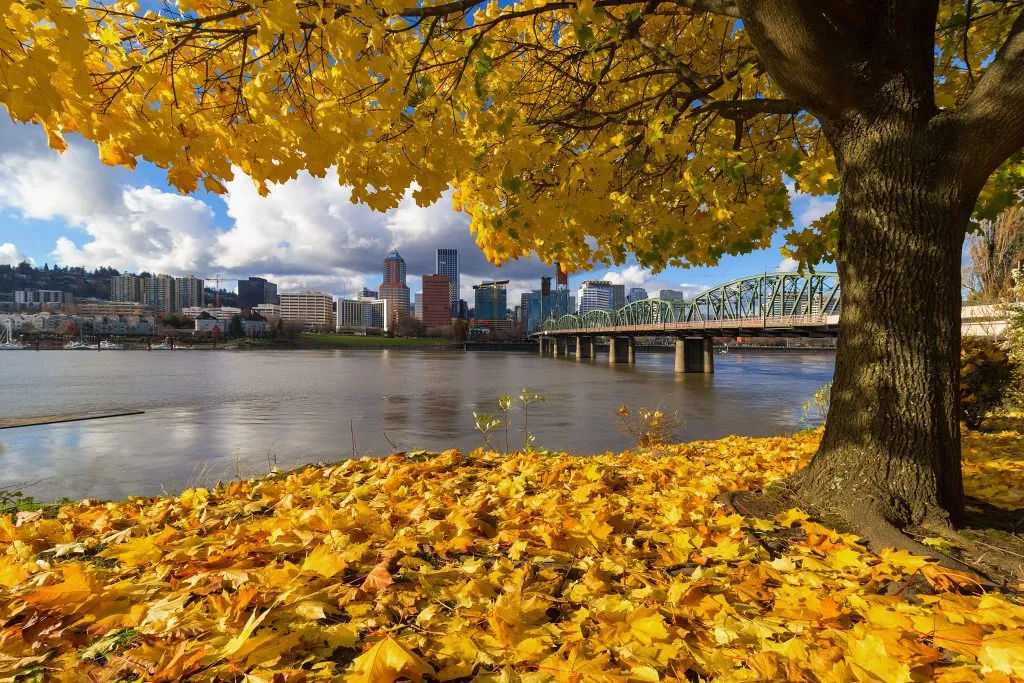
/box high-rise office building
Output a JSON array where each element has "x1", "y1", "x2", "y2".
[
  {"x1": 380, "y1": 250, "x2": 410, "y2": 328},
  {"x1": 358, "y1": 287, "x2": 379, "y2": 300},
  {"x1": 413, "y1": 292, "x2": 424, "y2": 320},
  {"x1": 521, "y1": 286, "x2": 574, "y2": 332},
  {"x1": 280, "y1": 291, "x2": 335, "y2": 330},
  {"x1": 176, "y1": 275, "x2": 205, "y2": 309},
  {"x1": 422, "y1": 274, "x2": 452, "y2": 329},
  {"x1": 436, "y1": 248, "x2": 459, "y2": 317},
  {"x1": 383, "y1": 249, "x2": 407, "y2": 286},
  {"x1": 658, "y1": 289, "x2": 684, "y2": 300},
  {"x1": 577, "y1": 280, "x2": 614, "y2": 314},
  {"x1": 238, "y1": 277, "x2": 279, "y2": 309},
  {"x1": 473, "y1": 281, "x2": 508, "y2": 321},
  {"x1": 145, "y1": 274, "x2": 178, "y2": 313},
  {"x1": 611, "y1": 284, "x2": 626, "y2": 309},
  {"x1": 628, "y1": 287, "x2": 648, "y2": 302},
  {"x1": 337, "y1": 297, "x2": 390, "y2": 331},
  {"x1": 110, "y1": 274, "x2": 144, "y2": 303}
]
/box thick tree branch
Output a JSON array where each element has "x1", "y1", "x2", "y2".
[
  {"x1": 401, "y1": 0, "x2": 737, "y2": 18},
  {"x1": 688, "y1": 97, "x2": 800, "y2": 120},
  {"x1": 954, "y1": 8, "x2": 1024, "y2": 181},
  {"x1": 669, "y1": 0, "x2": 739, "y2": 16}
]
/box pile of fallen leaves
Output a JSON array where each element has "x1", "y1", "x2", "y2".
[{"x1": 2, "y1": 422, "x2": 1024, "y2": 682}]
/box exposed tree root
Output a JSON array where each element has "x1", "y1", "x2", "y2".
[{"x1": 716, "y1": 485, "x2": 1004, "y2": 589}]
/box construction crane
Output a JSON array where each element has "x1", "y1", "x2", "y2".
[{"x1": 202, "y1": 274, "x2": 222, "y2": 307}]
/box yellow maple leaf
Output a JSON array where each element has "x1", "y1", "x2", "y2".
[
  {"x1": 847, "y1": 632, "x2": 912, "y2": 683},
  {"x1": 23, "y1": 563, "x2": 98, "y2": 609},
  {"x1": 629, "y1": 609, "x2": 669, "y2": 645},
  {"x1": 97, "y1": 140, "x2": 137, "y2": 169},
  {"x1": 774, "y1": 508, "x2": 810, "y2": 527},
  {"x1": 0, "y1": 555, "x2": 30, "y2": 589},
  {"x1": 979, "y1": 631, "x2": 1024, "y2": 678},
  {"x1": 302, "y1": 544, "x2": 347, "y2": 578},
  {"x1": 346, "y1": 637, "x2": 435, "y2": 683}
]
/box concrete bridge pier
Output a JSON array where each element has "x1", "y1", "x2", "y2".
[
  {"x1": 576, "y1": 335, "x2": 593, "y2": 359},
  {"x1": 627, "y1": 337, "x2": 636, "y2": 364},
  {"x1": 609, "y1": 336, "x2": 630, "y2": 364},
  {"x1": 675, "y1": 337, "x2": 714, "y2": 373},
  {"x1": 538, "y1": 337, "x2": 546, "y2": 356}
]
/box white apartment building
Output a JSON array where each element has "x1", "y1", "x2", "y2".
[
  {"x1": 181, "y1": 306, "x2": 242, "y2": 321},
  {"x1": 110, "y1": 274, "x2": 145, "y2": 303},
  {"x1": 280, "y1": 292, "x2": 335, "y2": 330},
  {"x1": 145, "y1": 274, "x2": 177, "y2": 313},
  {"x1": 253, "y1": 303, "x2": 281, "y2": 320},
  {"x1": 176, "y1": 275, "x2": 205, "y2": 309},
  {"x1": 337, "y1": 298, "x2": 390, "y2": 332},
  {"x1": 577, "y1": 280, "x2": 614, "y2": 314}
]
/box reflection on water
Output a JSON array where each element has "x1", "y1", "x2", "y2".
[{"x1": 0, "y1": 349, "x2": 834, "y2": 500}]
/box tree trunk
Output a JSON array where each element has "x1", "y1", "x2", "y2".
[{"x1": 796, "y1": 113, "x2": 977, "y2": 529}]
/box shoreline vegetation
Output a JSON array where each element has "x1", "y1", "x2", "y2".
[
  {"x1": 5, "y1": 334, "x2": 840, "y2": 352},
  {"x1": 2, "y1": 419, "x2": 1023, "y2": 680}
]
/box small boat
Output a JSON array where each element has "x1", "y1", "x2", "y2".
[
  {"x1": 64, "y1": 340, "x2": 90, "y2": 350},
  {"x1": 717, "y1": 346, "x2": 729, "y2": 355},
  {"x1": 0, "y1": 320, "x2": 25, "y2": 350},
  {"x1": 100, "y1": 340, "x2": 123, "y2": 350},
  {"x1": 151, "y1": 338, "x2": 173, "y2": 350}
]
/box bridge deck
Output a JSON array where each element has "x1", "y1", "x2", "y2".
[{"x1": 536, "y1": 315, "x2": 840, "y2": 337}]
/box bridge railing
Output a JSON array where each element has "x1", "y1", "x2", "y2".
[{"x1": 540, "y1": 271, "x2": 842, "y2": 333}]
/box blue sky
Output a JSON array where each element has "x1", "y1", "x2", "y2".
[{"x1": 0, "y1": 116, "x2": 835, "y2": 303}]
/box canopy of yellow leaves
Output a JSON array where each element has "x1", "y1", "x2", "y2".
[
  {"x1": 1, "y1": 1, "x2": 1021, "y2": 271},
  {"x1": 2, "y1": 421, "x2": 1024, "y2": 681}
]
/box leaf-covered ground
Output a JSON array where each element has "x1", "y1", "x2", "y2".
[{"x1": 2, "y1": 420, "x2": 1024, "y2": 682}]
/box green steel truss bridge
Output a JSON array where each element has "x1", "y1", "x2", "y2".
[{"x1": 538, "y1": 271, "x2": 842, "y2": 338}]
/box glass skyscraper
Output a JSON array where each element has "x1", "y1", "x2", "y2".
[
  {"x1": 473, "y1": 281, "x2": 508, "y2": 321},
  {"x1": 436, "y1": 249, "x2": 459, "y2": 317}
]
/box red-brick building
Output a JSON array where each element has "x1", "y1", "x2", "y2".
[{"x1": 421, "y1": 274, "x2": 452, "y2": 330}]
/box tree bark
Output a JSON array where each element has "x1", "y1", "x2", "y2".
[
  {"x1": 795, "y1": 110, "x2": 976, "y2": 529},
  {"x1": 733, "y1": 0, "x2": 1011, "y2": 531}
]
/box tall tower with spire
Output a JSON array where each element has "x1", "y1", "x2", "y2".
[{"x1": 380, "y1": 250, "x2": 410, "y2": 327}]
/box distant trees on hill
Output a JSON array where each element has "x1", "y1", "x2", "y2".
[{"x1": 0, "y1": 262, "x2": 119, "y2": 300}]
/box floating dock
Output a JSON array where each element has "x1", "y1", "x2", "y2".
[{"x1": 0, "y1": 411, "x2": 145, "y2": 430}]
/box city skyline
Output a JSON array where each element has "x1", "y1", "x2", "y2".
[{"x1": 0, "y1": 118, "x2": 836, "y2": 310}]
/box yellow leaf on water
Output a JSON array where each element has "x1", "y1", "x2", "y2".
[{"x1": 346, "y1": 636, "x2": 435, "y2": 683}]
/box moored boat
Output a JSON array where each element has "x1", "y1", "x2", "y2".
[{"x1": 0, "y1": 320, "x2": 25, "y2": 350}]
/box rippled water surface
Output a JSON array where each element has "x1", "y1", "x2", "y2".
[{"x1": 0, "y1": 349, "x2": 834, "y2": 500}]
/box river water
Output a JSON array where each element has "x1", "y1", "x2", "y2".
[{"x1": 0, "y1": 349, "x2": 834, "y2": 501}]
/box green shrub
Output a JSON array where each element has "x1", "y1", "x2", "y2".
[{"x1": 960, "y1": 338, "x2": 1014, "y2": 429}]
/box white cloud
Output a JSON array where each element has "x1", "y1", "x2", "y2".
[
  {"x1": 0, "y1": 243, "x2": 31, "y2": 266},
  {"x1": 597, "y1": 267, "x2": 708, "y2": 300},
  {"x1": 601, "y1": 265, "x2": 652, "y2": 288},
  {"x1": 798, "y1": 196, "x2": 837, "y2": 227},
  {"x1": 778, "y1": 257, "x2": 799, "y2": 273},
  {"x1": 785, "y1": 179, "x2": 837, "y2": 228},
  {"x1": 0, "y1": 118, "x2": 553, "y2": 299}
]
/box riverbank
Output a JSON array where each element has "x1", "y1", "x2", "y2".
[
  {"x1": 2, "y1": 419, "x2": 1022, "y2": 680},
  {"x1": 8, "y1": 334, "x2": 461, "y2": 351}
]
